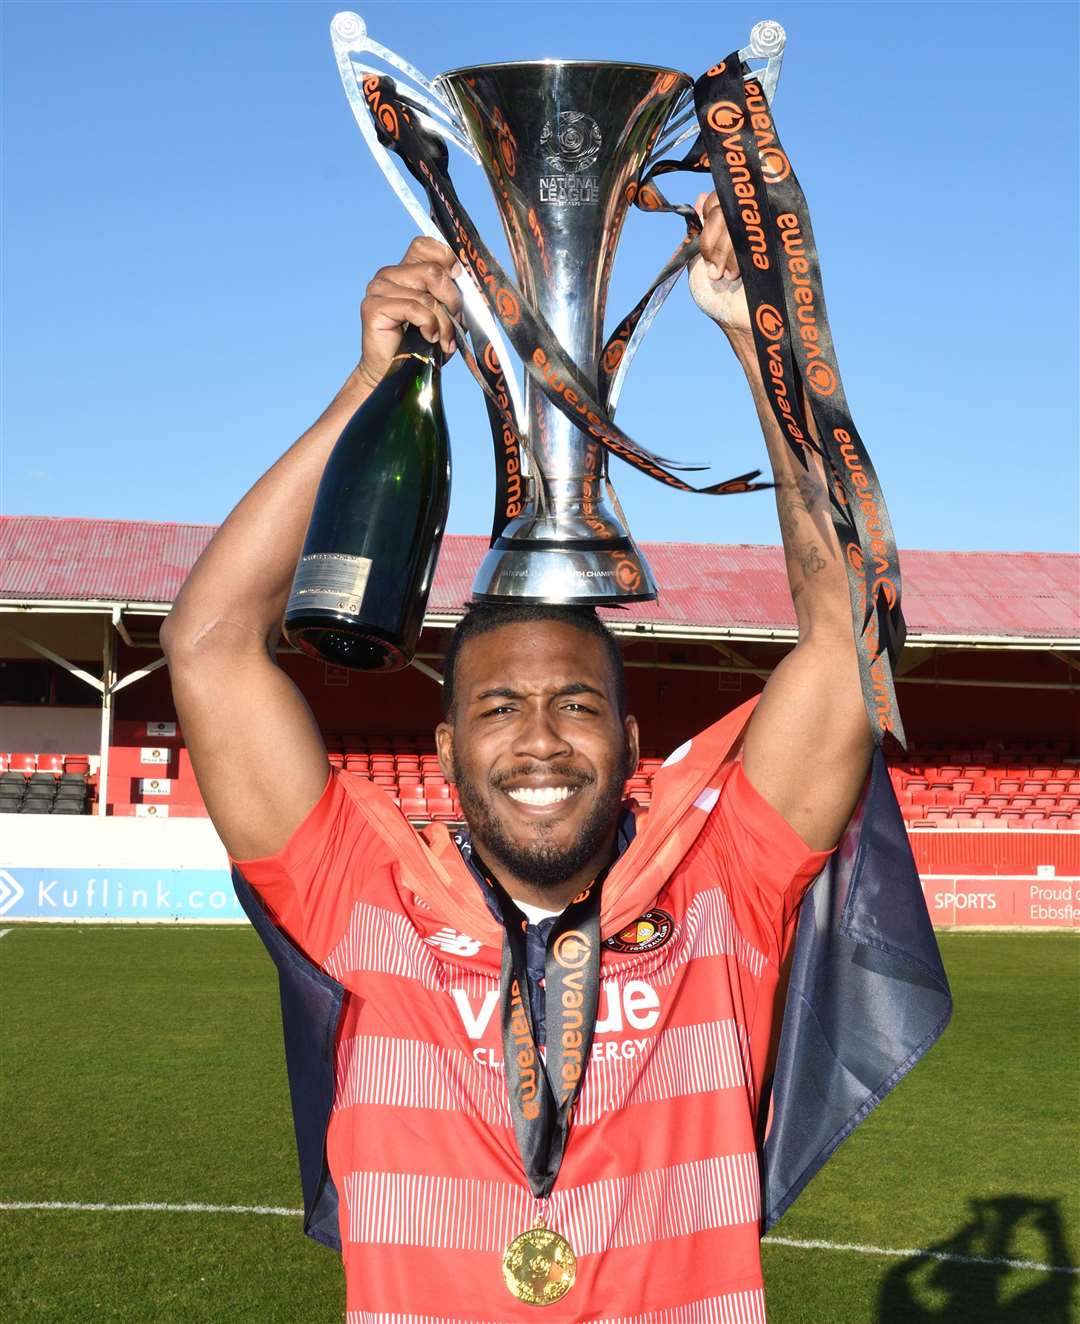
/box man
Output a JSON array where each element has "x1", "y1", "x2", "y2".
[{"x1": 162, "y1": 198, "x2": 876, "y2": 1321}]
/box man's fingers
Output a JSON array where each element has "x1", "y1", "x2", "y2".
[
  {"x1": 362, "y1": 293, "x2": 444, "y2": 344},
  {"x1": 404, "y1": 235, "x2": 459, "y2": 272},
  {"x1": 370, "y1": 262, "x2": 462, "y2": 319}
]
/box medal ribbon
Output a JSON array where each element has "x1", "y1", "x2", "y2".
[
  {"x1": 692, "y1": 57, "x2": 906, "y2": 744},
  {"x1": 483, "y1": 871, "x2": 603, "y2": 1200}
]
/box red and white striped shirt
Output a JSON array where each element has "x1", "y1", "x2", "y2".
[{"x1": 236, "y1": 699, "x2": 832, "y2": 1322}]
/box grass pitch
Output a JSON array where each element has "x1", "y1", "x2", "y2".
[{"x1": 2, "y1": 929, "x2": 1076, "y2": 1323}]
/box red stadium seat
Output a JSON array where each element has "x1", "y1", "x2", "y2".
[
  {"x1": 962, "y1": 795, "x2": 986, "y2": 808},
  {"x1": 1059, "y1": 797, "x2": 1080, "y2": 811},
  {"x1": 1007, "y1": 819, "x2": 1033, "y2": 829},
  {"x1": 1030, "y1": 767, "x2": 1054, "y2": 781},
  {"x1": 934, "y1": 790, "x2": 961, "y2": 807},
  {"x1": 1044, "y1": 781, "x2": 1066, "y2": 795},
  {"x1": 10, "y1": 753, "x2": 36, "y2": 773},
  {"x1": 997, "y1": 779, "x2": 1021, "y2": 794}
]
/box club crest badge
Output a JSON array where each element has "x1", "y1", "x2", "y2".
[{"x1": 603, "y1": 909, "x2": 674, "y2": 955}]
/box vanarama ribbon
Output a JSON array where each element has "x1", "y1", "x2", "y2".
[
  {"x1": 692, "y1": 57, "x2": 906, "y2": 745},
  {"x1": 359, "y1": 75, "x2": 772, "y2": 524},
  {"x1": 479, "y1": 863, "x2": 604, "y2": 1200}
]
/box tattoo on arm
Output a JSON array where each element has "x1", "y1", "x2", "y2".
[
  {"x1": 777, "y1": 466, "x2": 836, "y2": 561},
  {"x1": 796, "y1": 543, "x2": 827, "y2": 575}
]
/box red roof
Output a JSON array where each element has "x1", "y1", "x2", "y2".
[{"x1": 1, "y1": 515, "x2": 1076, "y2": 640}]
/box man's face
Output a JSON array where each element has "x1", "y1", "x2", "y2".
[{"x1": 435, "y1": 621, "x2": 639, "y2": 893}]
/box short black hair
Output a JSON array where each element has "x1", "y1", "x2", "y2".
[{"x1": 441, "y1": 603, "x2": 626, "y2": 718}]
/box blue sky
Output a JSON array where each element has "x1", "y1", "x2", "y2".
[{"x1": 2, "y1": 1, "x2": 1077, "y2": 553}]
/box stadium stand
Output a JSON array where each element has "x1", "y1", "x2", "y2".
[
  {"x1": 2, "y1": 739, "x2": 1076, "y2": 827},
  {"x1": 0, "y1": 752, "x2": 90, "y2": 815},
  {"x1": 1, "y1": 520, "x2": 1077, "y2": 852}
]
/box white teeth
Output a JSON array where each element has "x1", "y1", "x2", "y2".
[{"x1": 506, "y1": 785, "x2": 577, "y2": 806}]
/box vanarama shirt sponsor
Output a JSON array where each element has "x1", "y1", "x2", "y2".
[{"x1": 234, "y1": 698, "x2": 832, "y2": 1322}]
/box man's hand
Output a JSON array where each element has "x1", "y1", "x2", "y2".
[
  {"x1": 688, "y1": 192, "x2": 752, "y2": 340},
  {"x1": 357, "y1": 237, "x2": 463, "y2": 391}
]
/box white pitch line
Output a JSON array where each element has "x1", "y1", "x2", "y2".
[
  {"x1": 0, "y1": 929, "x2": 11, "y2": 939},
  {"x1": 764, "y1": 1234, "x2": 1078, "y2": 1276},
  {"x1": 0, "y1": 1204, "x2": 1075, "y2": 1276}
]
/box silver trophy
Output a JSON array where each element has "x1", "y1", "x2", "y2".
[{"x1": 330, "y1": 13, "x2": 785, "y2": 605}]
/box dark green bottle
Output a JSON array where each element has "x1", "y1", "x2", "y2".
[{"x1": 283, "y1": 325, "x2": 451, "y2": 670}]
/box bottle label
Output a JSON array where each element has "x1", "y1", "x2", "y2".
[{"x1": 289, "y1": 553, "x2": 373, "y2": 616}]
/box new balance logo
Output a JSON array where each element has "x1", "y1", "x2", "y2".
[{"x1": 424, "y1": 926, "x2": 482, "y2": 958}]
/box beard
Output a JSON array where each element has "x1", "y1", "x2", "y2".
[{"x1": 453, "y1": 740, "x2": 634, "y2": 891}]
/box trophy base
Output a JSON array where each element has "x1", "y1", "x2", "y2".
[{"x1": 471, "y1": 537, "x2": 658, "y2": 606}]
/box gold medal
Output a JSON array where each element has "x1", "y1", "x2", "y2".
[{"x1": 502, "y1": 1224, "x2": 577, "y2": 1306}]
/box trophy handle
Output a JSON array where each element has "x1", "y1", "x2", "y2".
[
  {"x1": 330, "y1": 12, "x2": 527, "y2": 431},
  {"x1": 605, "y1": 19, "x2": 787, "y2": 416}
]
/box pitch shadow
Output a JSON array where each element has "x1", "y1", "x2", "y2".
[{"x1": 878, "y1": 1196, "x2": 1074, "y2": 1324}]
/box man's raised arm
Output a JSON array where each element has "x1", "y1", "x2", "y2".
[
  {"x1": 692, "y1": 194, "x2": 872, "y2": 851},
  {"x1": 161, "y1": 238, "x2": 461, "y2": 861}
]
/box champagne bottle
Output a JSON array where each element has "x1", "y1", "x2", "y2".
[{"x1": 283, "y1": 325, "x2": 451, "y2": 671}]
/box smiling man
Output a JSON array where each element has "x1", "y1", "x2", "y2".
[
  {"x1": 438, "y1": 609, "x2": 639, "y2": 914},
  {"x1": 162, "y1": 203, "x2": 880, "y2": 1322}
]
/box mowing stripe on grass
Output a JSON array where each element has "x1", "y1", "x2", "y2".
[{"x1": 1, "y1": 1204, "x2": 1075, "y2": 1275}]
